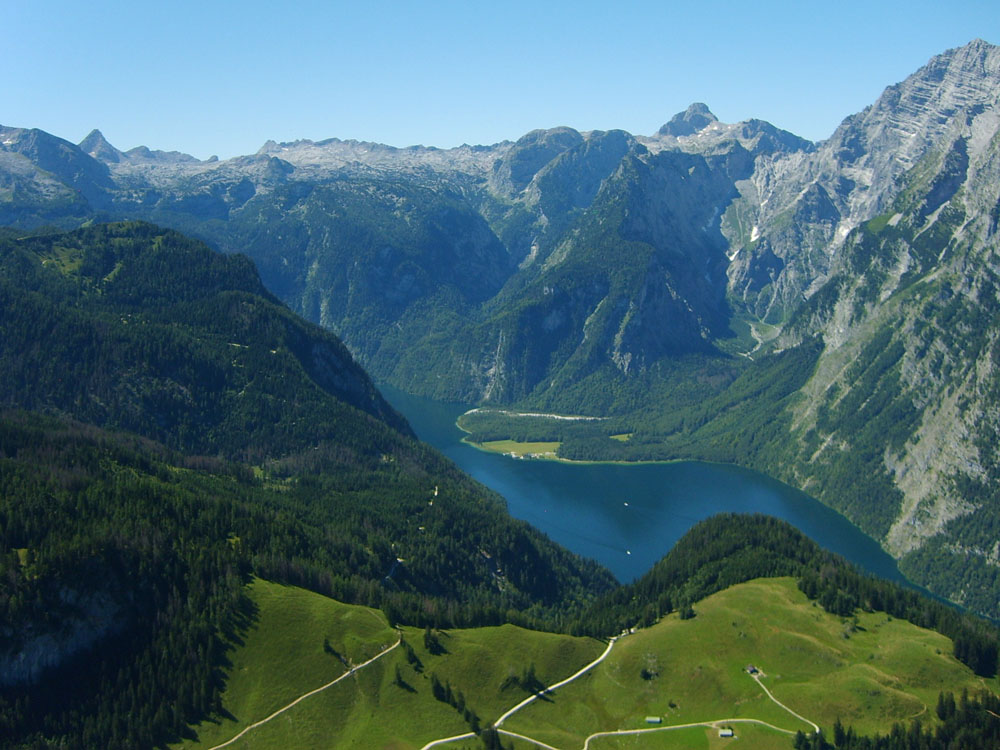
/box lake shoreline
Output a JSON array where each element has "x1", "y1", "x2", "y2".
[{"x1": 380, "y1": 383, "x2": 911, "y2": 588}]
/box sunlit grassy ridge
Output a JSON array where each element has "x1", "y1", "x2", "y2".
[
  {"x1": 506, "y1": 578, "x2": 993, "y2": 747},
  {"x1": 176, "y1": 578, "x2": 398, "y2": 749},
  {"x1": 177, "y1": 577, "x2": 994, "y2": 750},
  {"x1": 177, "y1": 579, "x2": 603, "y2": 749}
]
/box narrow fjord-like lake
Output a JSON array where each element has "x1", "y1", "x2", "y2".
[{"x1": 382, "y1": 386, "x2": 906, "y2": 585}]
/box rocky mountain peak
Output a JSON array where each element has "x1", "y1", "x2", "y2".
[
  {"x1": 79, "y1": 129, "x2": 124, "y2": 164},
  {"x1": 775, "y1": 36, "x2": 1000, "y2": 269},
  {"x1": 0, "y1": 126, "x2": 113, "y2": 202},
  {"x1": 828, "y1": 39, "x2": 1000, "y2": 166},
  {"x1": 657, "y1": 103, "x2": 718, "y2": 137},
  {"x1": 937, "y1": 37, "x2": 1000, "y2": 78},
  {"x1": 256, "y1": 139, "x2": 280, "y2": 155},
  {"x1": 123, "y1": 145, "x2": 201, "y2": 164},
  {"x1": 489, "y1": 126, "x2": 584, "y2": 195}
]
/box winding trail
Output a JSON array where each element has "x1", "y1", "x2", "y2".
[
  {"x1": 419, "y1": 636, "x2": 618, "y2": 750},
  {"x1": 494, "y1": 637, "x2": 618, "y2": 727},
  {"x1": 419, "y1": 732, "x2": 476, "y2": 749},
  {"x1": 206, "y1": 637, "x2": 401, "y2": 750},
  {"x1": 220, "y1": 631, "x2": 820, "y2": 750},
  {"x1": 497, "y1": 729, "x2": 564, "y2": 749},
  {"x1": 579, "y1": 718, "x2": 797, "y2": 749},
  {"x1": 422, "y1": 657, "x2": 822, "y2": 750},
  {"x1": 751, "y1": 671, "x2": 821, "y2": 734}
]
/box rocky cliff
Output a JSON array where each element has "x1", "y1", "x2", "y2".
[{"x1": 719, "y1": 39, "x2": 1000, "y2": 325}]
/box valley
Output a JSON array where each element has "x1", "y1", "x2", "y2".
[
  {"x1": 382, "y1": 386, "x2": 908, "y2": 585},
  {"x1": 7, "y1": 41, "x2": 998, "y2": 620},
  {"x1": 2, "y1": 34, "x2": 1000, "y2": 750}
]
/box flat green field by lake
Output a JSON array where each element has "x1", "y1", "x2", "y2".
[{"x1": 471, "y1": 439, "x2": 562, "y2": 458}]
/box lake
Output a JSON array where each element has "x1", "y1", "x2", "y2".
[{"x1": 382, "y1": 385, "x2": 907, "y2": 585}]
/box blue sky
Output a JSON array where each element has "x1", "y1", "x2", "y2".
[{"x1": 3, "y1": 0, "x2": 998, "y2": 159}]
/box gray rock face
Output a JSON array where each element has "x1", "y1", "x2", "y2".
[
  {"x1": 766, "y1": 107, "x2": 1000, "y2": 613},
  {"x1": 488, "y1": 126, "x2": 584, "y2": 195},
  {"x1": 0, "y1": 126, "x2": 113, "y2": 209},
  {"x1": 0, "y1": 588, "x2": 123, "y2": 687},
  {"x1": 721, "y1": 39, "x2": 1000, "y2": 325},
  {"x1": 657, "y1": 102, "x2": 718, "y2": 136},
  {"x1": 526, "y1": 129, "x2": 638, "y2": 213},
  {"x1": 79, "y1": 128, "x2": 124, "y2": 164}
]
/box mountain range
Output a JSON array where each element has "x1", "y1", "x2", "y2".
[{"x1": 2, "y1": 37, "x2": 1000, "y2": 647}]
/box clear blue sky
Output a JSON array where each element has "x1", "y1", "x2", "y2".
[{"x1": 3, "y1": 0, "x2": 998, "y2": 160}]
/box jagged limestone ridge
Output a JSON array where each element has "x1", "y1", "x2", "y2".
[
  {"x1": 776, "y1": 115, "x2": 1000, "y2": 607},
  {"x1": 720, "y1": 39, "x2": 1000, "y2": 328}
]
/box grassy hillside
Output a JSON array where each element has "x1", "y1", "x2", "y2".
[
  {"x1": 177, "y1": 577, "x2": 995, "y2": 750},
  {"x1": 508, "y1": 578, "x2": 992, "y2": 747},
  {"x1": 177, "y1": 578, "x2": 604, "y2": 750},
  {"x1": 176, "y1": 578, "x2": 400, "y2": 749}
]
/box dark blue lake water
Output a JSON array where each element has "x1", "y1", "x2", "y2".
[{"x1": 382, "y1": 386, "x2": 907, "y2": 585}]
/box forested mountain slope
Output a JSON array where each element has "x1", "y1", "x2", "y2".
[
  {"x1": 0, "y1": 221, "x2": 409, "y2": 454},
  {"x1": 0, "y1": 222, "x2": 613, "y2": 748}
]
